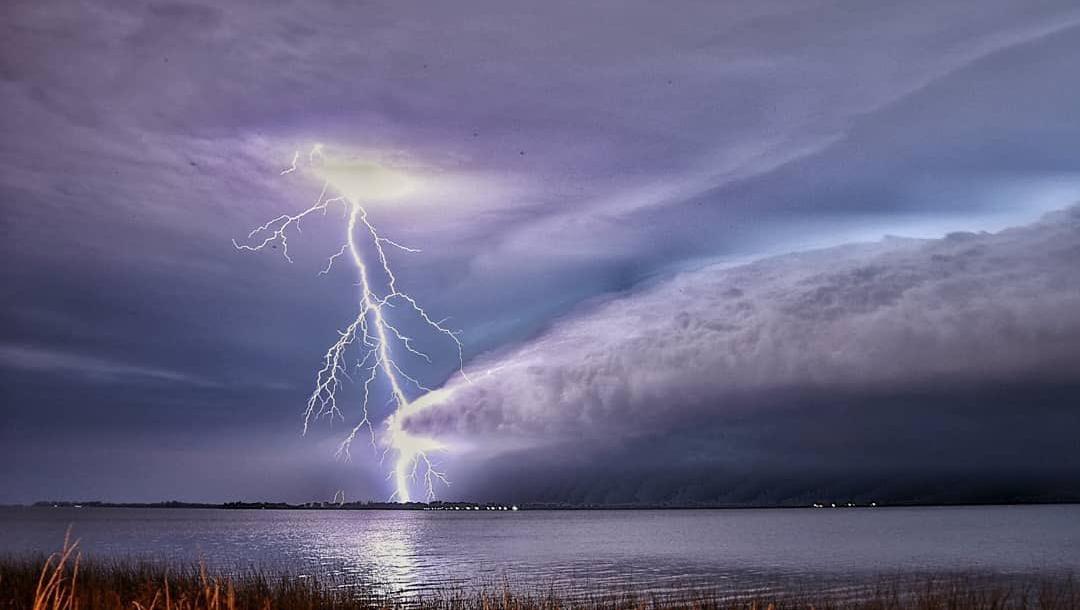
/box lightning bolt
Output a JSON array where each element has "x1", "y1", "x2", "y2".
[{"x1": 234, "y1": 145, "x2": 466, "y2": 502}]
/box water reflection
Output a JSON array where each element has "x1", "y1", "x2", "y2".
[
  {"x1": 300, "y1": 513, "x2": 428, "y2": 596},
  {"x1": 358, "y1": 517, "x2": 421, "y2": 594}
]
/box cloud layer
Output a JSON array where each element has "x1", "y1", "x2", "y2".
[
  {"x1": 5, "y1": 0, "x2": 1080, "y2": 502},
  {"x1": 405, "y1": 207, "x2": 1080, "y2": 503}
]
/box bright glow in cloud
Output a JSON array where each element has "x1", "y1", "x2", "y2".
[{"x1": 314, "y1": 159, "x2": 418, "y2": 203}]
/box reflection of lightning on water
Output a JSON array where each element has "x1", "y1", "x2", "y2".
[{"x1": 234, "y1": 145, "x2": 466, "y2": 502}]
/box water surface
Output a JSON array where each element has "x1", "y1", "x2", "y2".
[{"x1": 2, "y1": 505, "x2": 1077, "y2": 598}]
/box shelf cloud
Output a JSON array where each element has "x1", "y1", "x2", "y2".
[{"x1": 405, "y1": 207, "x2": 1080, "y2": 503}]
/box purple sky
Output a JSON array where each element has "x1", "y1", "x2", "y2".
[{"x1": 2, "y1": 0, "x2": 1080, "y2": 504}]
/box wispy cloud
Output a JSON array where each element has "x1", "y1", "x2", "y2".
[{"x1": 0, "y1": 344, "x2": 219, "y2": 387}]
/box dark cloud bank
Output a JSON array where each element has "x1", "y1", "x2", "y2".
[{"x1": 407, "y1": 207, "x2": 1080, "y2": 505}]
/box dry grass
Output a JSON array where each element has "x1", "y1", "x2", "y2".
[
  {"x1": 0, "y1": 532, "x2": 388, "y2": 610},
  {"x1": 0, "y1": 538, "x2": 1075, "y2": 610}
]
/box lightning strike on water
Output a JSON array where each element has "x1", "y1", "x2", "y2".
[{"x1": 234, "y1": 145, "x2": 467, "y2": 502}]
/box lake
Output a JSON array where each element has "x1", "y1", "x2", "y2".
[{"x1": 1, "y1": 505, "x2": 1078, "y2": 598}]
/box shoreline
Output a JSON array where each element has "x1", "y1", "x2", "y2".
[{"x1": 4, "y1": 500, "x2": 1080, "y2": 511}]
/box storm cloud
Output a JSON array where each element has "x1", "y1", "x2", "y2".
[
  {"x1": 4, "y1": 0, "x2": 1080, "y2": 502},
  {"x1": 405, "y1": 208, "x2": 1080, "y2": 504}
]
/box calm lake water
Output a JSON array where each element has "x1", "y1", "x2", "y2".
[{"x1": 1, "y1": 505, "x2": 1078, "y2": 598}]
